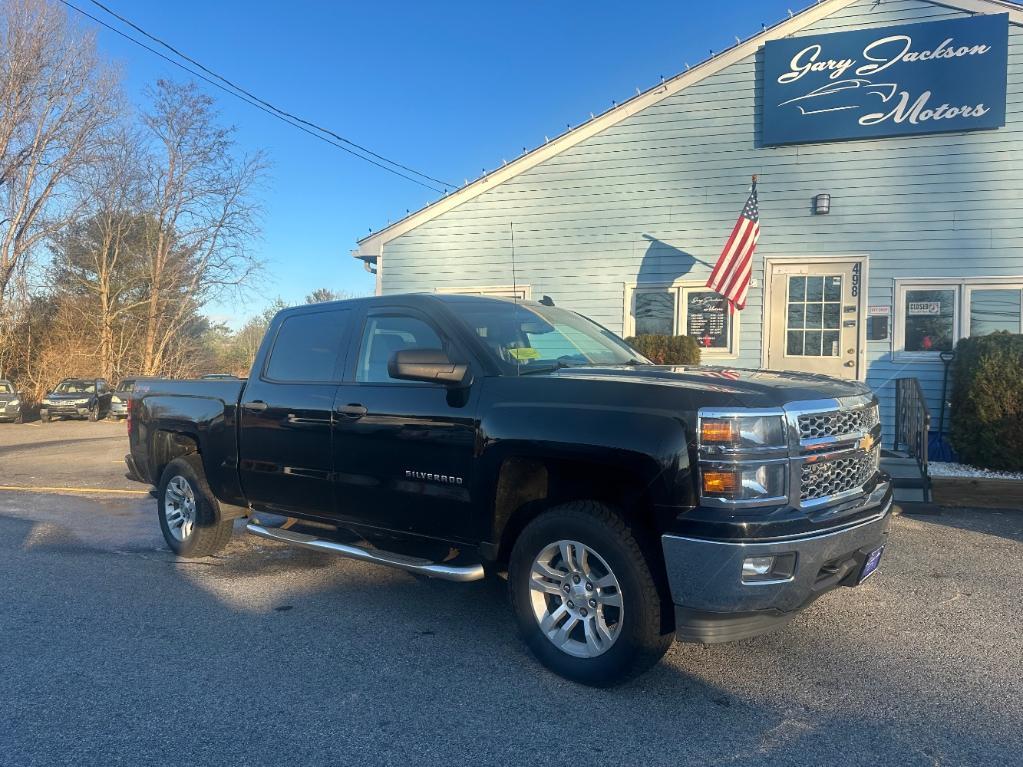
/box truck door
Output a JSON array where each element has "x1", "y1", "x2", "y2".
[
  {"x1": 331, "y1": 306, "x2": 478, "y2": 541},
  {"x1": 238, "y1": 307, "x2": 352, "y2": 518}
]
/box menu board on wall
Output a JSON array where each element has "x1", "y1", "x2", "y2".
[{"x1": 686, "y1": 291, "x2": 729, "y2": 349}]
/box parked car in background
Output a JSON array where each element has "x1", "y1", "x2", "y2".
[
  {"x1": 109, "y1": 379, "x2": 138, "y2": 419},
  {"x1": 0, "y1": 379, "x2": 24, "y2": 423},
  {"x1": 40, "y1": 378, "x2": 112, "y2": 422},
  {"x1": 126, "y1": 294, "x2": 893, "y2": 685}
]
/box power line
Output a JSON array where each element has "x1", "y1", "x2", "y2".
[
  {"x1": 58, "y1": 0, "x2": 451, "y2": 193},
  {"x1": 85, "y1": 0, "x2": 455, "y2": 190}
]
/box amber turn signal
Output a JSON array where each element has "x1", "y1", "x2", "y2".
[
  {"x1": 700, "y1": 419, "x2": 735, "y2": 444},
  {"x1": 702, "y1": 470, "x2": 737, "y2": 495}
]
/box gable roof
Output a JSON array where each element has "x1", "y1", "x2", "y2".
[{"x1": 353, "y1": 0, "x2": 1022, "y2": 267}]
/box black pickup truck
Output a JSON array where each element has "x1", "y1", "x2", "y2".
[{"x1": 126, "y1": 294, "x2": 892, "y2": 685}]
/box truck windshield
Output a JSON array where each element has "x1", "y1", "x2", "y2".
[
  {"x1": 116, "y1": 380, "x2": 135, "y2": 393},
  {"x1": 55, "y1": 380, "x2": 94, "y2": 394},
  {"x1": 452, "y1": 301, "x2": 648, "y2": 374}
]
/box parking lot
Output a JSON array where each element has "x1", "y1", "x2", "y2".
[{"x1": 1, "y1": 422, "x2": 1021, "y2": 766}]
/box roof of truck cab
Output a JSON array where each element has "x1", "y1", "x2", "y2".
[{"x1": 286, "y1": 292, "x2": 542, "y2": 312}]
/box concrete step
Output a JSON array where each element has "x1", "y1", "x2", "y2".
[{"x1": 894, "y1": 486, "x2": 927, "y2": 503}]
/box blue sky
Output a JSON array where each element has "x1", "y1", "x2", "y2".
[{"x1": 76, "y1": 0, "x2": 799, "y2": 326}]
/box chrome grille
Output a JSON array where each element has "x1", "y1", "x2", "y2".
[
  {"x1": 798, "y1": 405, "x2": 879, "y2": 440},
  {"x1": 800, "y1": 446, "x2": 880, "y2": 502},
  {"x1": 0, "y1": 401, "x2": 6, "y2": 408}
]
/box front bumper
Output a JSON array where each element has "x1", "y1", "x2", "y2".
[
  {"x1": 663, "y1": 481, "x2": 893, "y2": 644},
  {"x1": 41, "y1": 404, "x2": 90, "y2": 417},
  {"x1": 109, "y1": 402, "x2": 127, "y2": 416},
  {"x1": 0, "y1": 405, "x2": 21, "y2": 421}
]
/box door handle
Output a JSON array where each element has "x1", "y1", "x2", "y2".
[
  {"x1": 243, "y1": 400, "x2": 268, "y2": 412},
  {"x1": 337, "y1": 403, "x2": 368, "y2": 418}
]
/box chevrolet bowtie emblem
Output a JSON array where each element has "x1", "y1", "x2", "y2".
[{"x1": 859, "y1": 434, "x2": 876, "y2": 452}]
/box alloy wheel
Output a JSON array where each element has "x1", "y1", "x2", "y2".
[
  {"x1": 528, "y1": 539, "x2": 623, "y2": 658},
  {"x1": 164, "y1": 476, "x2": 196, "y2": 541}
]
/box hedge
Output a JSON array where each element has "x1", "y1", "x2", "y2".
[
  {"x1": 624, "y1": 334, "x2": 701, "y2": 366},
  {"x1": 948, "y1": 333, "x2": 1023, "y2": 472}
]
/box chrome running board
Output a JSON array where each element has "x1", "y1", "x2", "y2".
[{"x1": 245, "y1": 523, "x2": 485, "y2": 582}]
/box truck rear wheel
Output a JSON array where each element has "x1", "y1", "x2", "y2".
[
  {"x1": 508, "y1": 501, "x2": 673, "y2": 686},
  {"x1": 157, "y1": 455, "x2": 233, "y2": 558}
]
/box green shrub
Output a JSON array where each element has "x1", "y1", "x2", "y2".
[
  {"x1": 624, "y1": 334, "x2": 701, "y2": 366},
  {"x1": 949, "y1": 333, "x2": 1023, "y2": 471}
]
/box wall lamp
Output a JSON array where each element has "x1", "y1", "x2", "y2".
[{"x1": 813, "y1": 193, "x2": 832, "y2": 215}]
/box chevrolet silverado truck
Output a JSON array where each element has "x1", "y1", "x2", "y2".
[{"x1": 126, "y1": 294, "x2": 892, "y2": 685}]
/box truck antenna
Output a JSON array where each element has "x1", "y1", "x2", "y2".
[{"x1": 510, "y1": 221, "x2": 519, "y2": 306}]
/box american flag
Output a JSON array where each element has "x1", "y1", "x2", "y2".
[{"x1": 706, "y1": 179, "x2": 760, "y2": 311}]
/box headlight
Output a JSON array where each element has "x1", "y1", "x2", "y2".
[
  {"x1": 701, "y1": 463, "x2": 787, "y2": 501},
  {"x1": 699, "y1": 414, "x2": 786, "y2": 450},
  {"x1": 8, "y1": 399, "x2": 18, "y2": 407},
  {"x1": 42, "y1": 398, "x2": 52, "y2": 405},
  {"x1": 697, "y1": 409, "x2": 789, "y2": 506},
  {"x1": 111, "y1": 395, "x2": 121, "y2": 403}
]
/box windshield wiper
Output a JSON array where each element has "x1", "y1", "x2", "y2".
[{"x1": 517, "y1": 360, "x2": 574, "y2": 375}]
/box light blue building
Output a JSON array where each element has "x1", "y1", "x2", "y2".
[{"x1": 353, "y1": 0, "x2": 1023, "y2": 446}]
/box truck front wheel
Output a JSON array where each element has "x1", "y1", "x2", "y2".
[
  {"x1": 157, "y1": 455, "x2": 233, "y2": 557},
  {"x1": 508, "y1": 501, "x2": 673, "y2": 686}
]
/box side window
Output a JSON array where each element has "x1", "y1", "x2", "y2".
[
  {"x1": 265, "y1": 310, "x2": 349, "y2": 382},
  {"x1": 356, "y1": 314, "x2": 444, "y2": 383}
]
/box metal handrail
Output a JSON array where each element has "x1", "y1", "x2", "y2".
[{"x1": 894, "y1": 377, "x2": 932, "y2": 499}]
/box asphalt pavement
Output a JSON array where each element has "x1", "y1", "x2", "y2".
[{"x1": 1, "y1": 421, "x2": 1021, "y2": 766}]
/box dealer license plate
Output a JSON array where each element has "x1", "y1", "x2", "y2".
[{"x1": 858, "y1": 546, "x2": 884, "y2": 583}]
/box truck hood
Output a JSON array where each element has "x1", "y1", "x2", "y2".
[
  {"x1": 544, "y1": 365, "x2": 872, "y2": 409},
  {"x1": 45, "y1": 393, "x2": 91, "y2": 401}
]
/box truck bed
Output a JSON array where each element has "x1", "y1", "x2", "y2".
[{"x1": 129, "y1": 378, "x2": 247, "y2": 505}]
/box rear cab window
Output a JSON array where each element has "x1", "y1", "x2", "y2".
[{"x1": 264, "y1": 309, "x2": 351, "y2": 382}]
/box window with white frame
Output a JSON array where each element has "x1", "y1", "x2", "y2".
[
  {"x1": 896, "y1": 280, "x2": 1023, "y2": 356},
  {"x1": 629, "y1": 285, "x2": 737, "y2": 355}
]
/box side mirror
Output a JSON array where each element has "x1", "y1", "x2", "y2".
[{"x1": 388, "y1": 348, "x2": 469, "y2": 386}]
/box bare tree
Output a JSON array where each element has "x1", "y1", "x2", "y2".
[
  {"x1": 0, "y1": 0, "x2": 117, "y2": 308},
  {"x1": 138, "y1": 80, "x2": 265, "y2": 375},
  {"x1": 306, "y1": 288, "x2": 356, "y2": 304},
  {"x1": 50, "y1": 128, "x2": 149, "y2": 379}
]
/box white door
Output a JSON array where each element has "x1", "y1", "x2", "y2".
[{"x1": 766, "y1": 260, "x2": 862, "y2": 379}]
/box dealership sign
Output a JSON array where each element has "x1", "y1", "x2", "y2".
[{"x1": 763, "y1": 14, "x2": 1008, "y2": 146}]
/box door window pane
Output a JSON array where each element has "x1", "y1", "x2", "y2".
[
  {"x1": 634, "y1": 291, "x2": 675, "y2": 335},
  {"x1": 969, "y1": 289, "x2": 1022, "y2": 336},
  {"x1": 786, "y1": 274, "x2": 842, "y2": 357},
  {"x1": 356, "y1": 315, "x2": 444, "y2": 383},
  {"x1": 904, "y1": 289, "x2": 955, "y2": 352},
  {"x1": 265, "y1": 310, "x2": 348, "y2": 382},
  {"x1": 685, "y1": 290, "x2": 731, "y2": 350}
]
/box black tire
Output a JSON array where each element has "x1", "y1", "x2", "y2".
[
  {"x1": 157, "y1": 455, "x2": 233, "y2": 558},
  {"x1": 13, "y1": 412, "x2": 23, "y2": 424},
  {"x1": 88, "y1": 406, "x2": 99, "y2": 422},
  {"x1": 508, "y1": 501, "x2": 673, "y2": 686}
]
